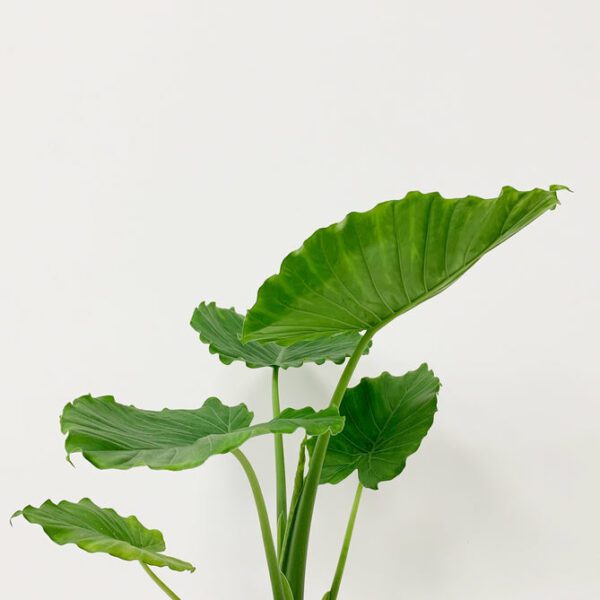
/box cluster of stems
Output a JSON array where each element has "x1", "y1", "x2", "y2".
[
  {"x1": 251, "y1": 330, "x2": 375, "y2": 600},
  {"x1": 142, "y1": 329, "x2": 377, "y2": 600}
]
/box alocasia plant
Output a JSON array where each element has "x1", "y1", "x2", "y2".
[{"x1": 14, "y1": 186, "x2": 564, "y2": 599}]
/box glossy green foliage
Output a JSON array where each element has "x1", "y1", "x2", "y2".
[
  {"x1": 244, "y1": 186, "x2": 562, "y2": 344},
  {"x1": 315, "y1": 365, "x2": 440, "y2": 489},
  {"x1": 62, "y1": 395, "x2": 344, "y2": 471},
  {"x1": 191, "y1": 302, "x2": 370, "y2": 368},
  {"x1": 15, "y1": 185, "x2": 563, "y2": 600},
  {"x1": 12, "y1": 498, "x2": 194, "y2": 572}
]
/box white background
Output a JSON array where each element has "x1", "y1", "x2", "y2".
[{"x1": 1, "y1": 2, "x2": 599, "y2": 599}]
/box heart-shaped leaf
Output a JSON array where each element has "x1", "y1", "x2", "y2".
[
  {"x1": 243, "y1": 186, "x2": 563, "y2": 344},
  {"x1": 12, "y1": 498, "x2": 194, "y2": 571},
  {"x1": 315, "y1": 365, "x2": 440, "y2": 489},
  {"x1": 191, "y1": 302, "x2": 370, "y2": 368},
  {"x1": 62, "y1": 395, "x2": 344, "y2": 471}
]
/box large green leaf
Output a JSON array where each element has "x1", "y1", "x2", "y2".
[
  {"x1": 62, "y1": 395, "x2": 344, "y2": 471},
  {"x1": 314, "y1": 365, "x2": 440, "y2": 490},
  {"x1": 243, "y1": 186, "x2": 563, "y2": 344},
  {"x1": 12, "y1": 498, "x2": 194, "y2": 571},
  {"x1": 191, "y1": 302, "x2": 370, "y2": 368}
]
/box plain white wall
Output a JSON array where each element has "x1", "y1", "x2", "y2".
[{"x1": 1, "y1": 1, "x2": 598, "y2": 598}]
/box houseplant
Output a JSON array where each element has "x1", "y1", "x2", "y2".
[{"x1": 13, "y1": 185, "x2": 564, "y2": 599}]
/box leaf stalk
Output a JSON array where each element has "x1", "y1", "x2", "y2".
[
  {"x1": 233, "y1": 449, "x2": 287, "y2": 600},
  {"x1": 272, "y1": 366, "x2": 288, "y2": 557},
  {"x1": 328, "y1": 482, "x2": 364, "y2": 600},
  {"x1": 140, "y1": 562, "x2": 182, "y2": 600},
  {"x1": 279, "y1": 436, "x2": 307, "y2": 569}
]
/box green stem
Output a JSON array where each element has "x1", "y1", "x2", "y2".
[
  {"x1": 233, "y1": 449, "x2": 286, "y2": 600},
  {"x1": 328, "y1": 482, "x2": 364, "y2": 600},
  {"x1": 282, "y1": 329, "x2": 377, "y2": 599},
  {"x1": 140, "y1": 562, "x2": 181, "y2": 600},
  {"x1": 279, "y1": 436, "x2": 307, "y2": 569},
  {"x1": 272, "y1": 366, "x2": 287, "y2": 557}
]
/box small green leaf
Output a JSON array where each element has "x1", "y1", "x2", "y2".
[
  {"x1": 315, "y1": 365, "x2": 440, "y2": 490},
  {"x1": 243, "y1": 186, "x2": 562, "y2": 344},
  {"x1": 11, "y1": 498, "x2": 194, "y2": 572},
  {"x1": 191, "y1": 302, "x2": 370, "y2": 369},
  {"x1": 62, "y1": 395, "x2": 343, "y2": 471}
]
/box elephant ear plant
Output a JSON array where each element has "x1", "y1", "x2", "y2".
[{"x1": 13, "y1": 186, "x2": 564, "y2": 599}]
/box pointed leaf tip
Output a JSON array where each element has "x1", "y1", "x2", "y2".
[{"x1": 9, "y1": 509, "x2": 23, "y2": 526}]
